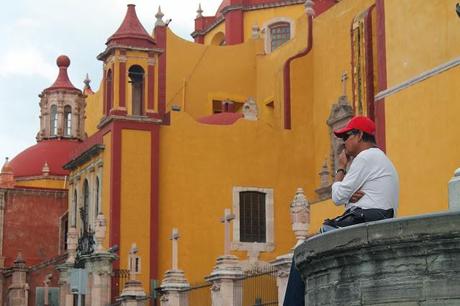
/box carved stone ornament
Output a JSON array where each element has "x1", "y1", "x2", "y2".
[
  {"x1": 290, "y1": 188, "x2": 310, "y2": 246},
  {"x1": 243, "y1": 97, "x2": 258, "y2": 121}
]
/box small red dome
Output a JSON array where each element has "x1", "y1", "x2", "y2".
[
  {"x1": 56, "y1": 55, "x2": 70, "y2": 68},
  {"x1": 9, "y1": 140, "x2": 80, "y2": 178},
  {"x1": 197, "y1": 112, "x2": 242, "y2": 125}
]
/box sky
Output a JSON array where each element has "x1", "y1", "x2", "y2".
[{"x1": 0, "y1": 0, "x2": 221, "y2": 162}]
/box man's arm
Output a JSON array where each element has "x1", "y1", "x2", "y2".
[{"x1": 332, "y1": 151, "x2": 368, "y2": 205}]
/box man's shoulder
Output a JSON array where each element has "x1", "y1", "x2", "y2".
[{"x1": 356, "y1": 147, "x2": 383, "y2": 160}]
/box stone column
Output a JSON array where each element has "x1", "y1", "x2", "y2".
[
  {"x1": 83, "y1": 252, "x2": 117, "y2": 306},
  {"x1": 160, "y1": 229, "x2": 190, "y2": 306},
  {"x1": 205, "y1": 209, "x2": 243, "y2": 306},
  {"x1": 7, "y1": 253, "x2": 29, "y2": 306},
  {"x1": 271, "y1": 254, "x2": 292, "y2": 306},
  {"x1": 448, "y1": 168, "x2": 460, "y2": 211}
]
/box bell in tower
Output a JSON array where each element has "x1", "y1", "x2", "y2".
[{"x1": 37, "y1": 55, "x2": 86, "y2": 141}]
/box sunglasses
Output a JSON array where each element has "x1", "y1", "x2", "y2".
[{"x1": 342, "y1": 130, "x2": 359, "y2": 141}]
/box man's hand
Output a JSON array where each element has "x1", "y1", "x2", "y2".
[
  {"x1": 338, "y1": 149, "x2": 349, "y2": 169},
  {"x1": 350, "y1": 190, "x2": 365, "y2": 203}
]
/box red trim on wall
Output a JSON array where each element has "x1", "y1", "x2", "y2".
[
  {"x1": 155, "y1": 27, "x2": 167, "y2": 117},
  {"x1": 364, "y1": 7, "x2": 375, "y2": 121},
  {"x1": 375, "y1": 0, "x2": 387, "y2": 152},
  {"x1": 194, "y1": 36, "x2": 205, "y2": 44},
  {"x1": 283, "y1": 15, "x2": 313, "y2": 129},
  {"x1": 225, "y1": 9, "x2": 244, "y2": 45},
  {"x1": 119, "y1": 51, "x2": 127, "y2": 109},
  {"x1": 148, "y1": 56, "x2": 155, "y2": 112},
  {"x1": 150, "y1": 125, "x2": 160, "y2": 283}
]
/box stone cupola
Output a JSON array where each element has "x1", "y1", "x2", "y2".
[{"x1": 37, "y1": 55, "x2": 86, "y2": 141}]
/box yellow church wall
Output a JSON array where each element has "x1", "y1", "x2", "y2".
[
  {"x1": 309, "y1": 199, "x2": 344, "y2": 234},
  {"x1": 158, "y1": 111, "x2": 312, "y2": 283},
  {"x1": 15, "y1": 178, "x2": 66, "y2": 189},
  {"x1": 384, "y1": 0, "x2": 460, "y2": 87},
  {"x1": 85, "y1": 85, "x2": 104, "y2": 136},
  {"x1": 203, "y1": 22, "x2": 225, "y2": 45},
  {"x1": 120, "y1": 129, "x2": 151, "y2": 292},
  {"x1": 384, "y1": 66, "x2": 460, "y2": 217},
  {"x1": 166, "y1": 31, "x2": 257, "y2": 118},
  {"x1": 243, "y1": 5, "x2": 304, "y2": 42}
]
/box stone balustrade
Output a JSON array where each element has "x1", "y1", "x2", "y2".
[{"x1": 295, "y1": 211, "x2": 460, "y2": 305}]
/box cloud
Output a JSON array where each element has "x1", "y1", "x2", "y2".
[{"x1": 0, "y1": 48, "x2": 56, "y2": 81}]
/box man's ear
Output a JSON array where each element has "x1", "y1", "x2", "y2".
[{"x1": 358, "y1": 130, "x2": 363, "y2": 142}]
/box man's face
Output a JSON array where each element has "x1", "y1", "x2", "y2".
[{"x1": 341, "y1": 129, "x2": 361, "y2": 157}]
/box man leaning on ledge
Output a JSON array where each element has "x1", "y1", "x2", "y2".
[{"x1": 283, "y1": 116, "x2": 400, "y2": 306}]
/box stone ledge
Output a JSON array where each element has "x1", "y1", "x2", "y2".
[{"x1": 295, "y1": 211, "x2": 460, "y2": 305}]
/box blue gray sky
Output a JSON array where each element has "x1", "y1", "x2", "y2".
[{"x1": 0, "y1": 0, "x2": 221, "y2": 162}]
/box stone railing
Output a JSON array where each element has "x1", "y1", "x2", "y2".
[{"x1": 295, "y1": 211, "x2": 460, "y2": 305}]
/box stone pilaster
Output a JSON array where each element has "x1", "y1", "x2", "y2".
[
  {"x1": 8, "y1": 253, "x2": 29, "y2": 306},
  {"x1": 271, "y1": 253, "x2": 293, "y2": 306},
  {"x1": 82, "y1": 252, "x2": 118, "y2": 306},
  {"x1": 206, "y1": 255, "x2": 243, "y2": 306}
]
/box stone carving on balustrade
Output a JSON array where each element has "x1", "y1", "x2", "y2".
[
  {"x1": 243, "y1": 97, "x2": 258, "y2": 121},
  {"x1": 118, "y1": 243, "x2": 148, "y2": 306}
]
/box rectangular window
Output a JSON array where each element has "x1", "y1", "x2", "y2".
[{"x1": 239, "y1": 191, "x2": 266, "y2": 243}]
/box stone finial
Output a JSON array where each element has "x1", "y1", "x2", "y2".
[
  {"x1": 83, "y1": 73, "x2": 91, "y2": 88},
  {"x1": 0, "y1": 157, "x2": 15, "y2": 188},
  {"x1": 305, "y1": 0, "x2": 315, "y2": 16},
  {"x1": 197, "y1": 3, "x2": 203, "y2": 18},
  {"x1": 290, "y1": 188, "x2": 310, "y2": 247},
  {"x1": 42, "y1": 162, "x2": 50, "y2": 176},
  {"x1": 83, "y1": 73, "x2": 94, "y2": 95},
  {"x1": 94, "y1": 213, "x2": 107, "y2": 253},
  {"x1": 341, "y1": 71, "x2": 348, "y2": 97},
  {"x1": 220, "y1": 209, "x2": 235, "y2": 256},
  {"x1": 448, "y1": 168, "x2": 460, "y2": 211},
  {"x1": 243, "y1": 97, "x2": 258, "y2": 121},
  {"x1": 155, "y1": 6, "x2": 165, "y2": 27},
  {"x1": 252, "y1": 22, "x2": 260, "y2": 39},
  {"x1": 13, "y1": 252, "x2": 26, "y2": 267}
]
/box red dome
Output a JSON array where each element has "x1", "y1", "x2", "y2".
[
  {"x1": 56, "y1": 55, "x2": 70, "y2": 68},
  {"x1": 197, "y1": 112, "x2": 242, "y2": 125},
  {"x1": 9, "y1": 140, "x2": 80, "y2": 178}
]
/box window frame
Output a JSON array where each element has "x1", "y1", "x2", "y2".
[
  {"x1": 64, "y1": 105, "x2": 72, "y2": 137},
  {"x1": 50, "y1": 104, "x2": 58, "y2": 136},
  {"x1": 232, "y1": 186, "x2": 275, "y2": 253},
  {"x1": 262, "y1": 17, "x2": 294, "y2": 54}
]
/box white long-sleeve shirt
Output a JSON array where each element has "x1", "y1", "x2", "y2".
[{"x1": 331, "y1": 148, "x2": 399, "y2": 213}]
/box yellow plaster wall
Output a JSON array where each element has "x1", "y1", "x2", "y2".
[
  {"x1": 120, "y1": 129, "x2": 151, "y2": 292},
  {"x1": 204, "y1": 22, "x2": 225, "y2": 45},
  {"x1": 158, "y1": 112, "x2": 313, "y2": 283},
  {"x1": 243, "y1": 5, "x2": 304, "y2": 42},
  {"x1": 166, "y1": 31, "x2": 257, "y2": 118},
  {"x1": 15, "y1": 178, "x2": 66, "y2": 189},
  {"x1": 85, "y1": 86, "x2": 104, "y2": 136}
]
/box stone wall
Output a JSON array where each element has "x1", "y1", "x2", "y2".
[{"x1": 295, "y1": 211, "x2": 460, "y2": 305}]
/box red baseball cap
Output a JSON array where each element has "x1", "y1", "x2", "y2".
[{"x1": 333, "y1": 116, "x2": 376, "y2": 137}]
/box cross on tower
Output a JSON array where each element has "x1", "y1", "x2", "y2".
[
  {"x1": 220, "y1": 208, "x2": 235, "y2": 256},
  {"x1": 170, "y1": 228, "x2": 180, "y2": 270},
  {"x1": 341, "y1": 71, "x2": 348, "y2": 97}
]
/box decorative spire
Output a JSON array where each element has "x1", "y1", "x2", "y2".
[
  {"x1": 106, "y1": 4, "x2": 155, "y2": 49},
  {"x1": 0, "y1": 157, "x2": 15, "y2": 188},
  {"x1": 155, "y1": 6, "x2": 165, "y2": 27},
  {"x1": 197, "y1": 3, "x2": 203, "y2": 18},
  {"x1": 42, "y1": 162, "x2": 50, "y2": 176},
  {"x1": 44, "y1": 55, "x2": 79, "y2": 92},
  {"x1": 83, "y1": 73, "x2": 94, "y2": 95},
  {"x1": 305, "y1": 0, "x2": 315, "y2": 16}
]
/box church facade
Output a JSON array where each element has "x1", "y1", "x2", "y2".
[{"x1": 2, "y1": 0, "x2": 460, "y2": 305}]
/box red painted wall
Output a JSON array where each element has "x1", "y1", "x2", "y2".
[{"x1": 2, "y1": 188, "x2": 67, "y2": 267}]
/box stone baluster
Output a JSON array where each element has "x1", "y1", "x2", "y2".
[
  {"x1": 206, "y1": 209, "x2": 243, "y2": 306},
  {"x1": 290, "y1": 188, "x2": 310, "y2": 247},
  {"x1": 160, "y1": 228, "x2": 190, "y2": 306}
]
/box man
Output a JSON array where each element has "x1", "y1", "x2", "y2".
[
  {"x1": 322, "y1": 115, "x2": 399, "y2": 232},
  {"x1": 283, "y1": 116, "x2": 399, "y2": 306}
]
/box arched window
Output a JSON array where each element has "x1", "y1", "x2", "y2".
[
  {"x1": 105, "y1": 69, "x2": 113, "y2": 115},
  {"x1": 95, "y1": 177, "x2": 100, "y2": 217},
  {"x1": 269, "y1": 22, "x2": 290, "y2": 51},
  {"x1": 64, "y1": 105, "x2": 72, "y2": 137},
  {"x1": 83, "y1": 179, "x2": 90, "y2": 230},
  {"x1": 50, "y1": 105, "x2": 58, "y2": 136},
  {"x1": 129, "y1": 65, "x2": 145, "y2": 116},
  {"x1": 72, "y1": 190, "x2": 78, "y2": 227},
  {"x1": 211, "y1": 32, "x2": 225, "y2": 46}
]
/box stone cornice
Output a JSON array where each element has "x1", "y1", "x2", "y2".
[{"x1": 64, "y1": 144, "x2": 105, "y2": 171}]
